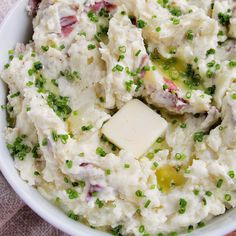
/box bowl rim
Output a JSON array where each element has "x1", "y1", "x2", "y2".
[{"x1": 0, "y1": 1, "x2": 236, "y2": 236}]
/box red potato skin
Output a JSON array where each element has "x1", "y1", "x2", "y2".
[
  {"x1": 60, "y1": 16, "x2": 78, "y2": 37},
  {"x1": 161, "y1": 78, "x2": 188, "y2": 111},
  {"x1": 164, "y1": 78, "x2": 178, "y2": 92},
  {"x1": 90, "y1": 0, "x2": 117, "y2": 13}
]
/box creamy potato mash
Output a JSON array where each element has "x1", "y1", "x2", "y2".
[{"x1": 2, "y1": 0, "x2": 236, "y2": 235}]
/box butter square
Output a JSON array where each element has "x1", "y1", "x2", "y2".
[{"x1": 102, "y1": 99, "x2": 168, "y2": 157}]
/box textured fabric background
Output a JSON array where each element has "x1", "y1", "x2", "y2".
[{"x1": 0, "y1": 0, "x2": 235, "y2": 236}]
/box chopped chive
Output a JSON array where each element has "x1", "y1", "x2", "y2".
[
  {"x1": 60, "y1": 70, "x2": 80, "y2": 81},
  {"x1": 66, "y1": 160, "x2": 73, "y2": 169},
  {"x1": 218, "y1": 12, "x2": 231, "y2": 26},
  {"x1": 118, "y1": 54, "x2": 125, "y2": 61},
  {"x1": 197, "y1": 221, "x2": 205, "y2": 228},
  {"x1": 87, "y1": 11, "x2": 99, "y2": 22},
  {"x1": 8, "y1": 49, "x2": 14, "y2": 54},
  {"x1": 143, "y1": 66, "x2": 151, "y2": 71},
  {"x1": 135, "y1": 49, "x2": 141, "y2": 56},
  {"x1": 150, "y1": 184, "x2": 156, "y2": 189},
  {"x1": 205, "y1": 191, "x2": 212, "y2": 197},
  {"x1": 144, "y1": 199, "x2": 151, "y2": 208},
  {"x1": 137, "y1": 19, "x2": 147, "y2": 28},
  {"x1": 228, "y1": 170, "x2": 235, "y2": 179},
  {"x1": 51, "y1": 79, "x2": 58, "y2": 87},
  {"x1": 78, "y1": 180, "x2": 86, "y2": 188},
  {"x1": 156, "y1": 137, "x2": 164, "y2": 143},
  {"x1": 224, "y1": 193, "x2": 231, "y2": 201},
  {"x1": 207, "y1": 60, "x2": 216, "y2": 67},
  {"x1": 163, "y1": 84, "x2": 168, "y2": 90},
  {"x1": 202, "y1": 198, "x2": 207, "y2": 206},
  {"x1": 229, "y1": 60, "x2": 236, "y2": 67},
  {"x1": 180, "y1": 123, "x2": 187, "y2": 128},
  {"x1": 113, "y1": 64, "x2": 124, "y2": 72},
  {"x1": 186, "y1": 91, "x2": 192, "y2": 99},
  {"x1": 99, "y1": 97, "x2": 105, "y2": 103},
  {"x1": 169, "y1": 232, "x2": 178, "y2": 236},
  {"x1": 41, "y1": 45, "x2": 49, "y2": 52},
  {"x1": 60, "y1": 44, "x2": 65, "y2": 50},
  {"x1": 95, "y1": 198, "x2": 104, "y2": 208},
  {"x1": 138, "y1": 225, "x2": 145, "y2": 233},
  {"x1": 26, "y1": 81, "x2": 33, "y2": 87},
  {"x1": 72, "y1": 182, "x2": 79, "y2": 187},
  {"x1": 206, "y1": 69, "x2": 214, "y2": 78},
  {"x1": 10, "y1": 91, "x2": 20, "y2": 98},
  {"x1": 152, "y1": 162, "x2": 159, "y2": 169},
  {"x1": 33, "y1": 61, "x2": 43, "y2": 71},
  {"x1": 51, "y1": 130, "x2": 58, "y2": 142},
  {"x1": 67, "y1": 210, "x2": 79, "y2": 221},
  {"x1": 59, "y1": 134, "x2": 69, "y2": 144},
  {"x1": 19, "y1": 54, "x2": 24, "y2": 60},
  {"x1": 147, "y1": 152, "x2": 154, "y2": 160},
  {"x1": 175, "y1": 153, "x2": 186, "y2": 161},
  {"x1": 125, "y1": 80, "x2": 134, "y2": 92},
  {"x1": 118, "y1": 46, "x2": 126, "y2": 53},
  {"x1": 105, "y1": 169, "x2": 111, "y2": 175},
  {"x1": 79, "y1": 152, "x2": 85, "y2": 157},
  {"x1": 193, "y1": 131, "x2": 205, "y2": 142},
  {"x1": 28, "y1": 69, "x2": 34, "y2": 76},
  {"x1": 96, "y1": 147, "x2": 107, "y2": 157},
  {"x1": 216, "y1": 178, "x2": 223, "y2": 188},
  {"x1": 205, "y1": 85, "x2": 216, "y2": 95},
  {"x1": 171, "y1": 17, "x2": 180, "y2": 25},
  {"x1": 186, "y1": 30, "x2": 194, "y2": 40},
  {"x1": 9, "y1": 55, "x2": 14, "y2": 61},
  {"x1": 124, "y1": 164, "x2": 130, "y2": 168},
  {"x1": 135, "y1": 78, "x2": 143, "y2": 92},
  {"x1": 65, "y1": 178, "x2": 71, "y2": 184},
  {"x1": 232, "y1": 93, "x2": 236, "y2": 100},
  {"x1": 178, "y1": 198, "x2": 187, "y2": 214},
  {"x1": 187, "y1": 225, "x2": 194, "y2": 233},
  {"x1": 206, "y1": 48, "x2": 215, "y2": 57},
  {"x1": 42, "y1": 138, "x2": 48, "y2": 146},
  {"x1": 4, "y1": 64, "x2": 10, "y2": 69},
  {"x1": 135, "y1": 190, "x2": 145, "y2": 197},
  {"x1": 81, "y1": 124, "x2": 93, "y2": 131},
  {"x1": 66, "y1": 188, "x2": 79, "y2": 199},
  {"x1": 215, "y1": 63, "x2": 221, "y2": 70},
  {"x1": 218, "y1": 30, "x2": 224, "y2": 36},
  {"x1": 34, "y1": 171, "x2": 40, "y2": 176},
  {"x1": 47, "y1": 92, "x2": 72, "y2": 120},
  {"x1": 92, "y1": 191, "x2": 98, "y2": 197},
  {"x1": 88, "y1": 44, "x2": 96, "y2": 50}
]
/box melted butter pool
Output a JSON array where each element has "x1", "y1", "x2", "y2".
[
  {"x1": 156, "y1": 165, "x2": 186, "y2": 193},
  {"x1": 151, "y1": 51, "x2": 203, "y2": 92}
]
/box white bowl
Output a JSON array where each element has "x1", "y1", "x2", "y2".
[{"x1": 0, "y1": 1, "x2": 235, "y2": 236}]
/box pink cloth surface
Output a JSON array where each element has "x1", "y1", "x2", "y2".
[
  {"x1": 0, "y1": 1, "x2": 235, "y2": 236},
  {"x1": 0, "y1": 1, "x2": 67, "y2": 235}
]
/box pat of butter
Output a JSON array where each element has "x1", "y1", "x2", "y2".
[{"x1": 102, "y1": 99, "x2": 168, "y2": 157}]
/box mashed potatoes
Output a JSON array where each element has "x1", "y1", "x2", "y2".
[{"x1": 2, "y1": 0, "x2": 236, "y2": 235}]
